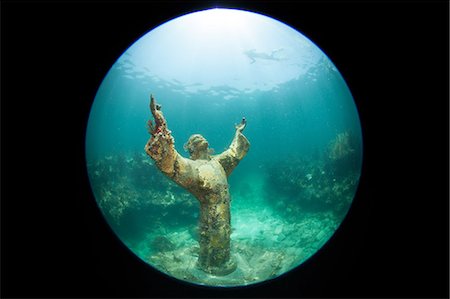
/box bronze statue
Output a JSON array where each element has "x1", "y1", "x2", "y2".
[{"x1": 145, "y1": 95, "x2": 250, "y2": 276}]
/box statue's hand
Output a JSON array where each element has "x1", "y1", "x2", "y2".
[
  {"x1": 149, "y1": 94, "x2": 161, "y2": 117},
  {"x1": 148, "y1": 94, "x2": 166, "y2": 132},
  {"x1": 235, "y1": 117, "x2": 247, "y2": 133}
]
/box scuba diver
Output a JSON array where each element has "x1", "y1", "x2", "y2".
[
  {"x1": 145, "y1": 95, "x2": 250, "y2": 275},
  {"x1": 244, "y1": 48, "x2": 284, "y2": 64}
]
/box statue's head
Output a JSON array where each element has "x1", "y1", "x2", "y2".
[{"x1": 184, "y1": 134, "x2": 211, "y2": 160}]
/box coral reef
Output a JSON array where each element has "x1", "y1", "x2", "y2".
[
  {"x1": 87, "y1": 151, "x2": 198, "y2": 238},
  {"x1": 265, "y1": 132, "x2": 360, "y2": 218}
]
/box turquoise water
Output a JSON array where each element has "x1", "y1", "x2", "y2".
[{"x1": 85, "y1": 9, "x2": 362, "y2": 287}]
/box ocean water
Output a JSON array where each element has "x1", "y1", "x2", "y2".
[{"x1": 85, "y1": 9, "x2": 362, "y2": 287}]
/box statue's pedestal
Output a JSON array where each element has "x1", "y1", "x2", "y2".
[{"x1": 197, "y1": 257, "x2": 237, "y2": 276}]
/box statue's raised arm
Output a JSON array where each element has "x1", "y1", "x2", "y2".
[
  {"x1": 144, "y1": 95, "x2": 192, "y2": 188},
  {"x1": 214, "y1": 117, "x2": 250, "y2": 177}
]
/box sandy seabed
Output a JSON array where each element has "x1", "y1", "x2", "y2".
[{"x1": 131, "y1": 201, "x2": 339, "y2": 287}]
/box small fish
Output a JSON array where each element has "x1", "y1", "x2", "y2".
[{"x1": 306, "y1": 174, "x2": 313, "y2": 180}]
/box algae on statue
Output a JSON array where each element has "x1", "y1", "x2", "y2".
[{"x1": 145, "y1": 95, "x2": 250, "y2": 276}]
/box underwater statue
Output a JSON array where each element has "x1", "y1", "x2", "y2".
[{"x1": 145, "y1": 95, "x2": 250, "y2": 276}]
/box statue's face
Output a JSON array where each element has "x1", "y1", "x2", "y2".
[
  {"x1": 186, "y1": 134, "x2": 209, "y2": 158},
  {"x1": 192, "y1": 136, "x2": 209, "y2": 152}
]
